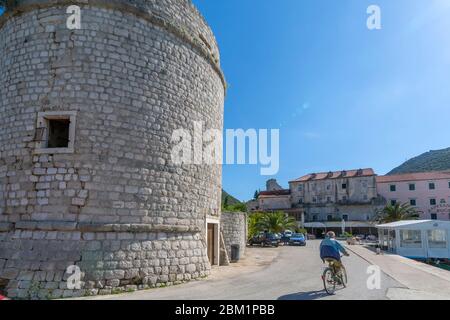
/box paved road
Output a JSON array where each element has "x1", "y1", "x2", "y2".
[{"x1": 87, "y1": 240, "x2": 404, "y2": 300}]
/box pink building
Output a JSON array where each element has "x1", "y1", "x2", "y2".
[{"x1": 377, "y1": 172, "x2": 450, "y2": 221}]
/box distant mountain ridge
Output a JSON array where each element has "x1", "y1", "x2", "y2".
[
  {"x1": 221, "y1": 190, "x2": 242, "y2": 206},
  {"x1": 388, "y1": 147, "x2": 450, "y2": 175}
]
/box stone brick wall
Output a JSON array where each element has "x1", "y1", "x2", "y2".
[
  {"x1": 220, "y1": 212, "x2": 247, "y2": 261},
  {"x1": 0, "y1": 0, "x2": 225, "y2": 298},
  {"x1": 0, "y1": 229, "x2": 209, "y2": 299}
]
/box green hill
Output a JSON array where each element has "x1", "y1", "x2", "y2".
[
  {"x1": 221, "y1": 190, "x2": 242, "y2": 206},
  {"x1": 388, "y1": 147, "x2": 450, "y2": 175}
]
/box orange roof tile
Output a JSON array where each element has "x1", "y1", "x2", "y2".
[
  {"x1": 289, "y1": 168, "x2": 375, "y2": 183},
  {"x1": 259, "y1": 190, "x2": 291, "y2": 197},
  {"x1": 376, "y1": 171, "x2": 450, "y2": 183}
]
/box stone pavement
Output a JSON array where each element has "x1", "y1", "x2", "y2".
[
  {"x1": 345, "y1": 244, "x2": 450, "y2": 300},
  {"x1": 77, "y1": 241, "x2": 401, "y2": 300}
]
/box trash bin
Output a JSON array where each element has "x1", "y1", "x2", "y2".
[{"x1": 230, "y1": 244, "x2": 240, "y2": 263}]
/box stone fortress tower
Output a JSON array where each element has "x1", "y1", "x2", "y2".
[{"x1": 0, "y1": 0, "x2": 225, "y2": 298}]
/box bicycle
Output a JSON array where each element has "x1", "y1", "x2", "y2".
[{"x1": 321, "y1": 255, "x2": 348, "y2": 295}]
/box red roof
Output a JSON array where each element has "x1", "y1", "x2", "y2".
[
  {"x1": 290, "y1": 168, "x2": 375, "y2": 183},
  {"x1": 259, "y1": 190, "x2": 291, "y2": 197},
  {"x1": 376, "y1": 171, "x2": 450, "y2": 183}
]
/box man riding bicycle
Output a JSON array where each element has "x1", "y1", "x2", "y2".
[{"x1": 320, "y1": 231, "x2": 349, "y2": 275}]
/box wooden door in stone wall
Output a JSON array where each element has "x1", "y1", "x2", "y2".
[{"x1": 207, "y1": 223, "x2": 215, "y2": 264}]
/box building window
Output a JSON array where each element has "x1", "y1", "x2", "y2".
[
  {"x1": 429, "y1": 182, "x2": 436, "y2": 190},
  {"x1": 327, "y1": 196, "x2": 332, "y2": 203},
  {"x1": 390, "y1": 200, "x2": 397, "y2": 206},
  {"x1": 448, "y1": 181, "x2": 450, "y2": 189},
  {"x1": 390, "y1": 185, "x2": 396, "y2": 192},
  {"x1": 342, "y1": 215, "x2": 349, "y2": 221},
  {"x1": 410, "y1": 199, "x2": 417, "y2": 206},
  {"x1": 327, "y1": 215, "x2": 333, "y2": 222},
  {"x1": 430, "y1": 198, "x2": 437, "y2": 206},
  {"x1": 342, "y1": 196, "x2": 347, "y2": 202},
  {"x1": 298, "y1": 185, "x2": 303, "y2": 192},
  {"x1": 326, "y1": 184, "x2": 331, "y2": 191},
  {"x1": 312, "y1": 215, "x2": 317, "y2": 222},
  {"x1": 35, "y1": 111, "x2": 77, "y2": 154},
  {"x1": 428, "y1": 230, "x2": 447, "y2": 248},
  {"x1": 298, "y1": 198, "x2": 303, "y2": 204},
  {"x1": 440, "y1": 199, "x2": 446, "y2": 204},
  {"x1": 312, "y1": 197, "x2": 317, "y2": 203},
  {"x1": 400, "y1": 230, "x2": 422, "y2": 248},
  {"x1": 431, "y1": 214, "x2": 438, "y2": 220},
  {"x1": 363, "y1": 195, "x2": 368, "y2": 201},
  {"x1": 409, "y1": 184, "x2": 416, "y2": 191},
  {"x1": 342, "y1": 183, "x2": 347, "y2": 190}
]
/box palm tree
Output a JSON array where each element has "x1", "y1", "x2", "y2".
[
  {"x1": 256, "y1": 211, "x2": 297, "y2": 233},
  {"x1": 374, "y1": 203, "x2": 420, "y2": 224},
  {"x1": 248, "y1": 212, "x2": 264, "y2": 239}
]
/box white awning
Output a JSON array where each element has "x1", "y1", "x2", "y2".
[
  {"x1": 376, "y1": 220, "x2": 450, "y2": 230},
  {"x1": 304, "y1": 222, "x2": 327, "y2": 228}
]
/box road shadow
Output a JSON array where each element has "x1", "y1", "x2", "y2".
[{"x1": 277, "y1": 290, "x2": 330, "y2": 300}]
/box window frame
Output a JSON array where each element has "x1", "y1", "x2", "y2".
[
  {"x1": 427, "y1": 229, "x2": 447, "y2": 249},
  {"x1": 35, "y1": 111, "x2": 77, "y2": 154},
  {"x1": 400, "y1": 229, "x2": 422, "y2": 248}
]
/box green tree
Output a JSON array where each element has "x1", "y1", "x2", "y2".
[
  {"x1": 248, "y1": 212, "x2": 264, "y2": 239},
  {"x1": 256, "y1": 211, "x2": 297, "y2": 234},
  {"x1": 374, "y1": 203, "x2": 420, "y2": 224},
  {"x1": 223, "y1": 196, "x2": 229, "y2": 209}
]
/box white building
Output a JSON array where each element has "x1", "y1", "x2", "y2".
[{"x1": 376, "y1": 220, "x2": 450, "y2": 259}]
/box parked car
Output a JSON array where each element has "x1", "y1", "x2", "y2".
[
  {"x1": 366, "y1": 235, "x2": 378, "y2": 242},
  {"x1": 248, "y1": 233, "x2": 280, "y2": 247},
  {"x1": 280, "y1": 232, "x2": 291, "y2": 245},
  {"x1": 284, "y1": 230, "x2": 293, "y2": 238},
  {"x1": 355, "y1": 234, "x2": 365, "y2": 241},
  {"x1": 289, "y1": 233, "x2": 307, "y2": 246},
  {"x1": 0, "y1": 294, "x2": 9, "y2": 300}
]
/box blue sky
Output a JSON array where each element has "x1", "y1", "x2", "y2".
[
  {"x1": 192, "y1": 0, "x2": 450, "y2": 201},
  {"x1": 1, "y1": 2, "x2": 449, "y2": 201}
]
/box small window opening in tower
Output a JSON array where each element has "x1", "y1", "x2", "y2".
[{"x1": 47, "y1": 119, "x2": 70, "y2": 148}]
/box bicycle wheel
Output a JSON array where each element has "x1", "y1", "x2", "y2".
[
  {"x1": 322, "y1": 268, "x2": 336, "y2": 295},
  {"x1": 340, "y1": 266, "x2": 348, "y2": 288}
]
